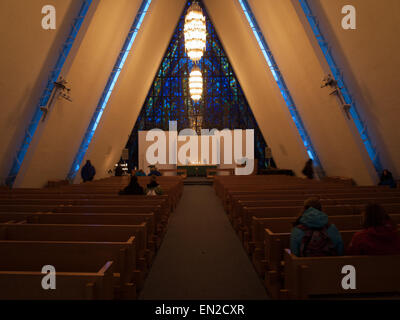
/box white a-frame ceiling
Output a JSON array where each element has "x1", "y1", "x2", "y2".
[{"x1": 6, "y1": 0, "x2": 381, "y2": 187}]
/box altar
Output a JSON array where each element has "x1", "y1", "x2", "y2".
[
  {"x1": 138, "y1": 130, "x2": 252, "y2": 176},
  {"x1": 177, "y1": 165, "x2": 217, "y2": 177}
]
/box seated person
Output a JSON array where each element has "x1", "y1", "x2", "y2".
[
  {"x1": 81, "y1": 160, "x2": 96, "y2": 182},
  {"x1": 115, "y1": 163, "x2": 123, "y2": 177},
  {"x1": 135, "y1": 169, "x2": 146, "y2": 177},
  {"x1": 118, "y1": 176, "x2": 144, "y2": 195},
  {"x1": 148, "y1": 166, "x2": 162, "y2": 176},
  {"x1": 145, "y1": 176, "x2": 163, "y2": 195},
  {"x1": 378, "y1": 169, "x2": 396, "y2": 188},
  {"x1": 302, "y1": 159, "x2": 314, "y2": 180},
  {"x1": 347, "y1": 203, "x2": 400, "y2": 255},
  {"x1": 290, "y1": 197, "x2": 344, "y2": 257}
]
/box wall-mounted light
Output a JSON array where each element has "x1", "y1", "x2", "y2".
[{"x1": 40, "y1": 77, "x2": 72, "y2": 121}]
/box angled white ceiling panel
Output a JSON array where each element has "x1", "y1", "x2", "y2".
[
  {"x1": 248, "y1": 0, "x2": 377, "y2": 184},
  {"x1": 203, "y1": 0, "x2": 309, "y2": 175},
  {"x1": 0, "y1": 0, "x2": 84, "y2": 185},
  {"x1": 15, "y1": 0, "x2": 143, "y2": 187},
  {"x1": 82, "y1": 0, "x2": 187, "y2": 179},
  {"x1": 9, "y1": 0, "x2": 389, "y2": 185},
  {"x1": 311, "y1": 0, "x2": 400, "y2": 178}
]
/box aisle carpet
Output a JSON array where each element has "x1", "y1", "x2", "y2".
[{"x1": 140, "y1": 185, "x2": 269, "y2": 300}]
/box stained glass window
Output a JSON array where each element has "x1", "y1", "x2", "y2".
[{"x1": 127, "y1": 0, "x2": 274, "y2": 170}]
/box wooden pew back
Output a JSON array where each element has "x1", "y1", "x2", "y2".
[
  {"x1": 0, "y1": 240, "x2": 135, "y2": 286},
  {"x1": 283, "y1": 249, "x2": 400, "y2": 299},
  {"x1": 0, "y1": 262, "x2": 114, "y2": 300}
]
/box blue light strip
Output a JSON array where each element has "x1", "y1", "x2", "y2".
[
  {"x1": 5, "y1": 0, "x2": 93, "y2": 187},
  {"x1": 237, "y1": 0, "x2": 323, "y2": 171},
  {"x1": 67, "y1": 0, "x2": 152, "y2": 181},
  {"x1": 298, "y1": 0, "x2": 382, "y2": 173}
]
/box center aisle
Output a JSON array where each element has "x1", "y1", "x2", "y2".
[{"x1": 140, "y1": 185, "x2": 269, "y2": 300}]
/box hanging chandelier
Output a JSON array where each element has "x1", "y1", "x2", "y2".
[
  {"x1": 189, "y1": 66, "x2": 203, "y2": 101},
  {"x1": 184, "y1": 2, "x2": 206, "y2": 63}
]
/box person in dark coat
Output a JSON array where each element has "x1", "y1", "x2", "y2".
[
  {"x1": 144, "y1": 176, "x2": 163, "y2": 195},
  {"x1": 81, "y1": 160, "x2": 96, "y2": 182},
  {"x1": 347, "y1": 203, "x2": 400, "y2": 255},
  {"x1": 115, "y1": 163, "x2": 123, "y2": 177},
  {"x1": 148, "y1": 166, "x2": 162, "y2": 176},
  {"x1": 302, "y1": 159, "x2": 314, "y2": 179},
  {"x1": 119, "y1": 175, "x2": 144, "y2": 195},
  {"x1": 378, "y1": 169, "x2": 396, "y2": 188}
]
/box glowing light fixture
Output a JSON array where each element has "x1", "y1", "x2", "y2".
[
  {"x1": 184, "y1": 1, "x2": 206, "y2": 62},
  {"x1": 189, "y1": 66, "x2": 203, "y2": 101}
]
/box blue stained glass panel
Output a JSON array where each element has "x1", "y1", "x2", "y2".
[{"x1": 127, "y1": 0, "x2": 274, "y2": 170}]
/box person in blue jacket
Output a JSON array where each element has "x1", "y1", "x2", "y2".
[
  {"x1": 135, "y1": 169, "x2": 146, "y2": 177},
  {"x1": 290, "y1": 197, "x2": 344, "y2": 257}
]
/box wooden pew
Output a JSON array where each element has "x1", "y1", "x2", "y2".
[
  {"x1": 238, "y1": 203, "x2": 400, "y2": 241},
  {"x1": 0, "y1": 213, "x2": 33, "y2": 223},
  {"x1": 0, "y1": 241, "x2": 137, "y2": 299},
  {"x1": 250, "y1": 214, "x2": 400, "y2": 256},
  {"x1": 281, "y1": 249, "x2": 400, "y2": 300},
  {"x1": 264, "y1": 229, "x2": 400, "y2": 299},
  {"x1": 0, "y1": 204, "x2": 162, "y2": 216},
  {"x1": 0, "y1": 212, "x2": 156, "y2": 255},
  {"x1": 0, "y1": 262, "x2": 114, "y2": 300},
  {"x1": 214, "y1": 175, "x2": 400, "y2": 300},
  {"x1": 230, "y1": 196, "x2": 400, "y2": 220},
  {"x1": 0, "y1": 204, "x2": 167, "y2": 239},
  {"x1": 0, "y1": 176, "x2": 183, "y2": 300},
  {"x1": 220, "y1": 182, "x2": 399, "y2": 210},
  {"x1": 262, "y1": 228, "x2": 357, "y2": 275},
  {"x1": 222, "y1": 186, "x2": 397, "y2": 210},
  {"x1": 24, "y1": 214, "x2": 154, "y2": 270},
  {"x1": 25, "y1": 213, "x2": 155, "y2": 253},
  {"x1": 0, "y1": 176, "x2": 182, "y2": 210},
  {"x1": 249, "y1": 215, "x2": 359, "y2": 257},
  {"x1": 236, "y1": 205, "x2": 359, "y2": 237},
  {"x1": 0, "y1": 197, "x2": 170, "y2": 217},
  {"x1": 0, "y1": 223, "x2": 150, "y2": 291}
]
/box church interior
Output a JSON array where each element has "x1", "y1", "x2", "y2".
[{"x1": 0, "y1": 0, "x2": 400, "y2": 303}]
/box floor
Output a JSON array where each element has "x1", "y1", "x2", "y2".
[{"x1": 139, "y1": 185, "x2": 268, "y2": 300}]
